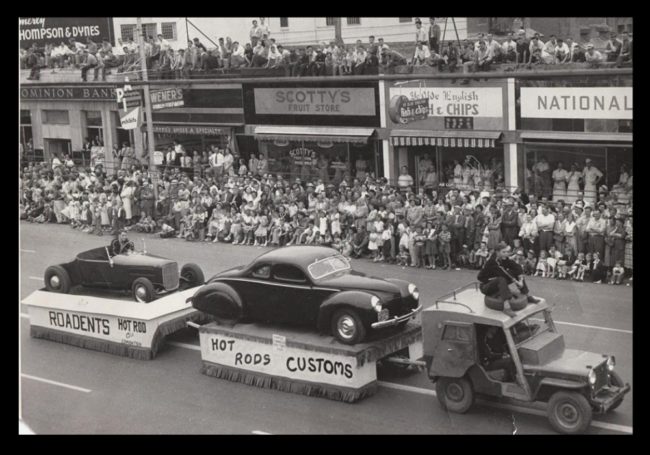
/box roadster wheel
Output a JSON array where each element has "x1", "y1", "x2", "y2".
[
  {"x1": 331, "y1": 308, "x2": 366, "y2": 345},
  {"x1": 436, "y1": 376, "x2": 475, "y2": 414},
  {"x1": 44, "y1": 265, "x2": 71, "y2": 294},
  {"x1": 132, "y1": 278, "x2": 156, "y2": 303},
  {"x1": 180, "y1": 263, "x2": 205, "y2": 289},
  {"x1": 547, "y1": 391, "x2": 592, "y2": 434}
]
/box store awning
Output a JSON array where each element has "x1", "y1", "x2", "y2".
[
  {"x1": 254, "y1": 126, "x2": 375, "y2": 144},
  {"x1": 520, "y1": 131, "x2": 633, "y2": 142},
  {"x1": 389, "y1": 130, "x2": 502, "y2": 148}
]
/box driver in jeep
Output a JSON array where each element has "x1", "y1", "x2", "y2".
[
  {"x1": 482, "y1": 326, "x2": 516, "y2": 382},
  {"x1": 477, "y1": 242, "x2": 540, "y2": 317},
  {"x1": 110, "y1": 231, "x2": 135, "y2": 256}
]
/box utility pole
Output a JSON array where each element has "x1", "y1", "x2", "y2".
[
  {"x1": 334, "y1": 17, "x2": 343, "y2": 47},
  {"x1": 137, "y1": 17, "x2": 158, "y2": 200}
]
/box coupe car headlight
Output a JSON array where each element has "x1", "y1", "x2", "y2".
[
  {"x1": 607, "y1": 356, "x2": 615, "y2": 372},
  {"x1": 370, "y1": 296, "x2": 382, "y2": 313},
  {"x1": 588, "y1": 369, "x2": 597, "y2": 386},
  {"x1": 408, "y1": 283, "x2": 419, "y2": 300}
]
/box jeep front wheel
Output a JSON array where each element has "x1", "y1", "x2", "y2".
[
  {"x1": 547, "y1": 391, "x2": 592, "y2": 434},
  {"x1": 331, "y1": 308, "x2": 366, "y2": 345},
  {"x1": 436, "y1": 376, "x2": 475, "y2": 413}
]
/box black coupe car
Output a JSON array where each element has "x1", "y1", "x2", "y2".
[
  {"x1": 44, "y1": 244, "x2": 205, "y2": 303},
  {"x1": 188, "y1": 246, "x2": 422, "y2": 344}
]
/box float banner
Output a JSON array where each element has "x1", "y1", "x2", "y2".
[
  {"x1": 388, "y1": 86, "x2": 503, "y2": 124},
  {"x1": 254, "y1": 88, "x2": 376, "y2": 116},
  {"x1": 198, "y1": 321, "x2": 423, "y2": 402},
  {"x1": 23, "y1": 288, "x2": 205, "y2": 359},
  {"x1": 150, "y1": 88, "x2": 184, "y2": 110},
  {"x1": 520, "y1": 87, "x2": 633, "y2": 119},
  {"x1": 19, "y1": 17, "x2": 114, "y2": 48}
]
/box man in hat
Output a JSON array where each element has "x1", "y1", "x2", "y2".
[
  {"x1": 585, "y1": 43, "x2": 603, "y2": 67},
  {"x1": 534, "y1": 203, "x2": 555, "y2": 253},
  {"x1": 478, "y1": 241, "x2": 540, "y2": 317}
]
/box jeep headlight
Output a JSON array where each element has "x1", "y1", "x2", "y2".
[
  {"x1": 370, "y1": 296, "x2": 382, "y2": 313},
  {"x1": 606, "y1": 356, "x2": 615, "y2": 372},
  {"x1": 408, "y1": 283, "x2": 419, "y2": 300},
  {"x1": 588, "y1": 369, "x2": 597, "y2": 386}
]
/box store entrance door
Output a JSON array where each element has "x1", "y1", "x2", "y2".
[{"x1": 44, "y1": 138, "x2": 71, "y2": 160}]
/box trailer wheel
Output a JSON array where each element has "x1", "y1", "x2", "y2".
[{"x1": 436, "y1": 376, "x2": 475, "y2": 414}]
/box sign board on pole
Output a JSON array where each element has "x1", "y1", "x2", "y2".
[
  {"x1": 150, "y1": 88, "x2": 184, "y2": 110},
  {"x1": 153, "y1": 151, "x2": 164, "y2": 166},
  {"x1": 120, "y1": 107, "x2": 141, "y2": 130}
]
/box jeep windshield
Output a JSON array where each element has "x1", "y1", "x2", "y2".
[
  {"x1": 511, "y1": 310, "x2": 552, "y2": 345},
  {"x1": 307, "y1": 255, "x2": 351, "y2": 280}
]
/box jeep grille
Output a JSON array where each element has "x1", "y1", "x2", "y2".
[
  {"x1": 593, "y1": 362, "x2": 608, "y2": 392},
  {"x1": 162, "y1": 263, "x2": 179, "y2": 290}
]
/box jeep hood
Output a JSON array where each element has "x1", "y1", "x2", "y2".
[{"x1": 523, "y1": 348, "x2": 606, "y2": 376}]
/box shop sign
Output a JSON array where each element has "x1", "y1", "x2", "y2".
[
  {"x1": 150, "y1": 88, "x2": 184, "y2": 110},
  {"x1": 19, "y1": 17, "x2": 114, "y2": 48},
  {"x1": 20, "y1": 86, "x2": 116, "y2": 101},
  {"x1": 254, "y1": 88, "x2": 376, "y2": 116},
  {"x1": 120, "y1": 107, "x2": 140, "y2": 130},
  {"x1": 289, "y1": 147, "x2": 316, "y2": 166},
  {"x1": 152, "y1": 125, "x2": 228, "y2": 136},
  {"x1": 520, "y1": 87, "x2": 632, "y2": 120},
  {"x1": 388, "y1": 86, "x2": 503, "y2": 123},
  {"x1": 390, "y1": 97, "x2": 430, "y2": 124},
  {"x1": 116, "y1": 80, "x2": 142, "y2": 112},
  {"x1": 153, "y1": 151, "x2": 164, "y2": 166}
]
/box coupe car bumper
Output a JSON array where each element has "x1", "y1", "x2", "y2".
[
  {"x1": 371, "y1": 304, "x2": 422, "y2": 329},
  {"x1": 591, "y1": 383, "x2": 631, "y2": 413}
]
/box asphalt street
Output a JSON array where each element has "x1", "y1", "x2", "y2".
[{"x1": 19, "y1": 222, "x2": 633, "y2": 434}]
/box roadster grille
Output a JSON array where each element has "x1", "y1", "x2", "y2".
[{"x1": 162, "y1": 263, "x2": 179, "y2": 290}]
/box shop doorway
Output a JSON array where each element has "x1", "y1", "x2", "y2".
[{"x1": 44, "y1": 138, "x2": 71, "y2": 161}]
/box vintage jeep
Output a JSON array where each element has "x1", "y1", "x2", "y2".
[{"x1": 422, "y1": 283, "x2": 630, "y2": 434}]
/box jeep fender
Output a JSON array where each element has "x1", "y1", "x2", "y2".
[
  {"x1": 188, "y1": 281, "x2": 243, "y2": 321},
  {"x1": 534, "y1": 377, "x2": 588, "y2": 401},
  {"x1": 317, "y1": 290, "x2": 375, "y2": 332}
]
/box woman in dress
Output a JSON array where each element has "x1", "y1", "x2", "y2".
[
  {"x1": 565, "y1": 163, "x2": 582, "y2": 205},
  {"x1": 120, "y1": 180, "x2": 135, "y2": 226},
  {"x1": 452, "y1": 160, "x2": 463, "y2": 189},
  {"x1": 552, "y1": 161, "x2": 569, "y2": 201},
  {"x1": 486, "y1": 206, "x2": 503, "y2": 251},
  {"x1": 563, "y1": 213, "x2": 578, "y2": 256}
]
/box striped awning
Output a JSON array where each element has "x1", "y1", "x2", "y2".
[
  {"x1": 254, "y1": 126, "x2": 375, "y2": 144},
  {"x1": 390, "y1": 130, "x2": 502, "y2": 148}
]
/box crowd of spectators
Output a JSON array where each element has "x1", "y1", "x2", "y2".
[
  {"x1": 20, "y1": 144, "x2": 633, "y2": 286},
  {"x1": 20, "y1": 18, "x2": 632, "y2": 81}
]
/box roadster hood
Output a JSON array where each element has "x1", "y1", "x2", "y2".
[
  {"x1": 320, "y1": 273, "x2": 402, "y2": 295},
  {"x1": 112, "y1": 254, "x2": 175, "y2": 267}
]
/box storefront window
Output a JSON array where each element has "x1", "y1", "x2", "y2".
[
  {"x1": 42, "y1": 109, "x2": 69, "y2": 125},
  {"x1": 257, "y1": 140, "x2": 378, "y2": 184},
  {"x1": 154, "y1": 133, "x2": 230, "y2": 153},
  {"x1": 84, "y1": 111, "x2": 103, "y2": 146},
  {"x1": 20, "y1": 109, "x2": 32, "y2": 152},
  {"x1": 522, "y1": 142, "x2": 633, "y2": 202}
]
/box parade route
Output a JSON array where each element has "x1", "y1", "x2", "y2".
[{"x1": 19, "y1": 222, "x2": 633, "y2": 434}]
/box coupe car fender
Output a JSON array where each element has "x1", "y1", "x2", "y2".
[
  {"x1": 317, "y1": 290, "x2": 381, "y2": 333},
  {"x1": 188, "y1": 281, "x2": 243, "y2": 321}
]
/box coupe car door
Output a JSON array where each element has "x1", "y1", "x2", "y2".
[
  {"x1": 270, "y1": 264, "x2": 314, "y2": 325},
  {"x1": 232, "y1": 263, "x2": 275, "y2": 321}
]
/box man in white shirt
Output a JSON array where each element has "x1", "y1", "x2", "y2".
[
  {"x1": 113, "y1": 39, "x2": 125, "y2": 56},
  {"x1": 413, "y1": 41, "x2": 431, "y2": 65},
  {"x1": 397, "y1": 166, "x2": 414, "y2": 189},
  {"x1": 415, "y1": 19, "x2": 427, "y2": 45},
  {"x1": 585, "y1": 44, "x2": 604, "y2": 67},
  {"x1": 250, "y1": 20, "x2": 261, "y2": 47},
  {"x1": 157, "y1": 34, "x2": 171, "y2": 53},
  {"x1": 534, "y1": 204, "x2": 556, "y2": 253},
  {"x1": 501, "y1": 33, "x2": 517, "y2": 63},
  {"x1": 554, "y1": 38, "x2": 571, "y2": 63},
  {"x1": 258, "y1": 18, "x2": 270, "y2": 41},
  {"x1": 543, "y1": 35, "x2": 558, "y2": 63},
  {"x1": 215, "y1": 148, "x2": 225, "y2": 178},
  {"x1": 485, "y1": 34, "x2": 501, "y2": 61},
  {"x1": 528, "y1": 34, "x2": 544, "y2": 63},
  {"x1": 230, "y1": 41, "x2": 246, "y2": 68}
]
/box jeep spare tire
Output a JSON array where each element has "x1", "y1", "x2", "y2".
[
  {"x1": 132, "y1": 277, "x2": 156, "y2": 303},
  {"x1": 180, "y1": 263, "x2": 205, "y2": 289},
  {"x1": 44, "y1": 265, "x2": 71, "y2": 294}
]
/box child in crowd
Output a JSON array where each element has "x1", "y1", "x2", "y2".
[
  {"x1": 610, "y1": 261, "x2": 625, "y2": 285},
  {"x1": 331, "y1": 234, "x2": 342, "y2": 252},
  {"x1": 535, "y1": 250, "x2": 549, "y2": 277},
  {"x1": 474, "y1": 242, "x2": 489, "y2": 269},
  {"x1": 254, "y1": 214, "x2": 269, "y2": 246},
  {"x1": 524, "y1": 250, "x2": 537, "y2": 275},
  {"x1": 381, "y1": 221, "x2": 393, "y2": 264},
  {"x1": 425, "y1": 222, "x2": 437, "y2": 269},
  {"x1": 438, "y1": 224, "x2": 452, "y2": 270},
  {"x1": 457, "y1": 244, "x2": 471, "y2": 268},
  {"x1": 556, "y1": 255, "x2": 568, "y2": 279},
  {"x1": 568, "y1": 252, "x2": 587, "y2": 281},
  {"x1": 412, "y1": 226, "x2": 426, "y2": 268},
  {"x1": 397, "y1": 245, "x2": 410, "y2": 267},
  {"x1": 513, "y1": 248, "x2": 526, "y2": 269},
  {"x1": 341, "y1": 231, "x2": 354, "y2": 258}
]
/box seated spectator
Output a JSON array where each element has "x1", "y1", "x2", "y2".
[
  {"x1": 501, "y1": 33, "x2": 517, "y2": 63},
  {"x1": 439, "y1": 40, "x2": 460, "y2": 72},
  {"x1": 585, "y1": 44, "x2": 604, "y2": 68},
  {"x1": 158, "y1": 48, "x2": 173, "y2": 79},
  {"x1": 309, "y1": 48, "x2": 326, "y2": 75},
  {"x1": 266, "y1": 44, "x2": 283, "y2": 68},
  {"x1": 243, "y1": 43, "x2": 254, "y2": 66},
  {"x1": 543, "y1": 35, "x2": 558, "y2": 63},
  {"x1": 485, "y1": 34, "x2": 502, "y2": 63},
  {"x1": 461, "y1": 40, "x2": 477, "y2": 72},
  {"x1": 251, "y1": 42, "x2": 269, "y2": 68},
  {"x1": 554, "y1": 38, "x2": 571, "y2": 63},
  {"x1": 605, "y1": 32, "x2": 622, "y2": 62},
  {"x1": 474, "y1": 40, "x2": 493, "y2": 71},
  {"x1": 413, "y1": 41, "x2": 431, "y2": 66},
  {"x1": 379, "y1": 47, "x2": 407, "y2": 72},
  {"x1": 515, "y1": 35, "x2": 529, "y2": 64},
  {"x1": 230, "y1": 41, "x2": 247, "y2": 68},
  {"x1": 528, "y1": 34, "x2": 544, "y2": 64},
  {"x1": 353, "y1": 45, "x2": 367, "y2": 74},
  {"x1": 202, "y1": 50, "x2": 220, "y2": 71},
  {"x1": 80, "y1": 50, "x2": 98, "y2": 82}
]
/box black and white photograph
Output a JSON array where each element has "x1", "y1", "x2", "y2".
[{"x1": 19, "y1": 16, "x2": 633, "y2": 435}]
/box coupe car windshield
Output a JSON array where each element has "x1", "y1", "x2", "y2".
[{"x1": 307, "y1": 255, "x2": 351, "y2": 280}]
